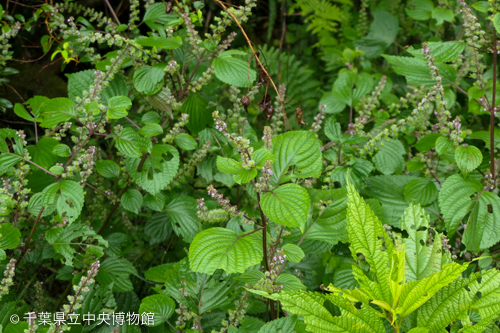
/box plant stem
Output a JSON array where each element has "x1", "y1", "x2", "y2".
[
  {"x1": 256, "y1": 191, "x2": 269, "y2": 272},
  {"x1": 491, "y1": 31, "x2": 497, "y2": 180},
  {"x1": 18, "y1": 206, "x2": 44, "y2": 263}
]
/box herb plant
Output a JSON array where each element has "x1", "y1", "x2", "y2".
[{"x1": 1, "y1": 0, "x2": 500, "y2": 332}]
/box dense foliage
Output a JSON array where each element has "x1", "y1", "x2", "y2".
[{"x1": 2, "y1": 0, "x2": 500, "y2": 331}]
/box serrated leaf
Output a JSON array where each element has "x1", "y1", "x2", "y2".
[
  {"x1": 181, "y1": 93, "x2": 214, "y2": 134},
  {"x1": 96, "y1": 257, "x2": 138, "y2": 292},
  {"x1": 260, "y1": 184, "x2": 310, "y2": 230},
  {"x1": 415, "y1": 133, "x2": 440, "y2": 152},
  {"x1": 41, "y1": 180, "x2": 84, "y2": 223},
  {"x1": 233, "y1": 168, "x2": 257, "y2": 184},
  {"x1": 165, "y1": 196, "x2": 201, "y2": 243},
  {"x1": 138, "y1": 294, "x2": 175, "y2": 326},
  {"x1": 405, "y1": 0, "x2": 434, "y2": 20},
  {"x1": 435, "y1": 136, "x2": 454, "y2": 155},
  {"x1": 455, "y1": 145, "x2": 482, "y2": 175},
  {"x1": 115, "y1": 127, "x2": 152, "y2": 158},
  {"x1": 217, "y1": 156, "x2": 242, "y2": 174},
  {"x1": 463, "y1": 192, "x2": 500, "y2": 251},
  {"x1": 373, "y1": 139, "x2": 406, "y2": 175},
  {"x1": 189, "y1": 227, "x2": 263, "y2": 274},
  {"x1": 136, "y1": 36, "x2": 182, "y2": 49},
  {"x1": 133, "y1": 65, "x2": 165, "y2": 95},
  {"x1": 324, "y1": 117, "x2": 342, "y2": 142},
  {"x1": 127, "y1": 144, "x2": 179, "y2": 195},
  {"x1": 400, "y1": 204, "x2": 442, "y2": 281},
  {"x1": 271, "y1": 131, "x2": 322, "y2": 184},
  {"x1": 107, "y1": 95, "x2": 131, "y2": 119},
  {"x1": 96, "y1": 160, "x2": 120, "y2": 178},
  {"x1": 439, "y1": 174, "x2": 482, "y2": 234},
  {"x1": 407, "y1": 42, "x2": 465, "y2": 63},
  {"x1": 14, "y1": 103, "x2": 34, "y2": 121},
  {"x1": 282, "y1": 244, "x2": 305, "y2": 263},
  {"x1": 52, "y1": 144, "x2": 71, "y2": 157},
  {"x1": 213, "y1": 51, "x2": 256, "y2": 87},
  {"x1": 143, "y1": 3, "x2": 182, "y2": 31},
  {"x1": 253, "y1": 148, "x2": 274, "y2": 168},
  {"x1": 383, "y1": 55, "x2": 456, "y2": 86},
  {"x1": 139, "y1": 123, "x2": 163, "y2": 137},
  {"x1": 39, "y1": 98, "x2": 74, "y2": 128},
  {"x1": 0, "y1": 223, "x2": 20, "y2": 250},
  {"x1": 120, "y1": 189, "x2": 143, "y2": 214},
  {"x1": 354, "y1": 11, "x2": 399, "y2": 58},
  {"x1": 276, "y1": 274, "x2": 307, "y2": 291},
  {"x1": 432, "y1": 7, "x2": 453, "y2": 25},
  {"x1": 404, "y1": 178, "x2": 438, "y2": 206},
  {"x1": 257, "y1": 316, "x2": 298, "y2": 333}
]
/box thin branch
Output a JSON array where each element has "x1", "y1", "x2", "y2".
[{"x1": 104, "y1": 0, "x2": 121, "y2": 25}]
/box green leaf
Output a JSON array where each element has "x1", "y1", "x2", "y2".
[
  {"x1": 115, "y1": 127, "x2": 152, "y2": 158},
  {"x1": 143, "y1": 3, "x2": 181, "y2": 31},
  {"x1": 41, "y1": 180, "x2": 85, "y2": 223},
  {"x1": 435, "y1": 136, "x2": 454, "y2": 155},
  {"x1": 66, "y1": 70, "x2": 95, "y2": 103},
  {"x1": 463, "y1": 192, "x2": 500, "y2": 251},
  {"x1": 120, "y1": 189, "x2": 143, "y2": 214},
  {"x1": 400, "y1": 204, "x2": 443, "y2": 281},
  {"x1": 126, "y1": 144, "x2": 179, "y2": 195},
  {"x1": 144, "y1": 212, "x2": 172, "y2": 244},
  {"x1": 138, "y1": 294, "x2": 175, "y2": 326},
  {"x1": 136, "y1": 36, "x2": 182, "y2": 49},
  {"x1": 282, "y1": 244, "x2": 305, "y2": 263},
  {"x1": 346, "y1": 183, "x2": 394, "y2": 302},
  {"x1": 455, "y1": 145, "x2": 482, "y2": 175},
  {"x1": 49, "y1": 165, "x2": 63, "y2": 175},
  {"x1": 404, "y1": 178, "x2": 438, "y2": 206},
  {"x1": 257, "y1": 316, "x2": 298, "y2": 333},
  {"x1": 181, "y1": 93, "x2": 214, "y2": 134},
  {"x1": 233, "y1": 168, "x2": 258, "y2": 184},
  {"x1": 133, "y1": 65, "x2": 165, "y2": 95},
  {"x1": 0, "y1": 223, "x2": 20, "y2": 250},
  {"x1": 271, "y1": 131, "x2": 322, "y2": 184},
  {"x1": 52, "y1": 144, "x2": 71, "y2": 157},
  {"x1": 332, "y1": 72, "x2": 373, "y2": 107},
  {"x1": 96, "y1": 257, "x2": 138, "y2": 292},
  {"x1": 276, "y1": 274, "x2": 307, "y2": 291},
  {"x1": 415, "y1": 133, "x2": 440, "y2": 152},
  {"x1": 354, "y1": 11, "x2": 399, "y2": 58},
  {"x1": 432, "y1": 7, "x2": 454, "y2": 25},
  {"x1": 213, "y1": 50, "x2": 256, "y2": 88},
  {"x1": 143, "y1": 193, "x2": 165, "y2": 212},
  {"x1": 14, "y1": 103, "x2": 34, "y2": 121},
  {"x1": 472, "y1": 1, "x2": 491, "y2": 12},
  {"x1": 439, "y1": 174, "x2": 482, "y2": 234},
  {"x1": 96, "y1": 160, "x2": 120, "y2": 178},
  {"x1": 405, "y1": 0, "x2": 434, "y2": 20},
  {"x1": 189, "y1": 227, "x2": 263, "y2": 275},
  {"x1": 324, "y1": 117, "x2": 342, "y2": 143},
  {"x1": 27, "y1": 137, "x2": 59, "y2": 169},
  {"x1": 253, "y1": 148, "x2": 274, "y2": 168},
  {"x1": 217, "y1": 156, "x2": 242, "y2": 174},
  {"x1": 407, "y1": 42, "x2": 465, "y2": 63},
  {"x1": 383, "y1": 55, "x2": 456, "y2": 87},
  {"x1": 373, "y1": 139, "x2": 406, "y2": 175},
  {"x1": 39, "y1": 98, "x2": 74, "y2": 128},
  {"x1": 139, "y1": 123, "x2": 163, "y2": 137},
  {"x1": 175, "y1": 133, "x2": 198, "y2": 150},
  {"x1": 260, "y1": 184, "x2": 310, "y2": 230},
  {"x1": 107, "y1": 95, "x2": 131, "y2": 119},
  {"x1": 165, "y1": 196, "x2": 201, "y2": 243}
]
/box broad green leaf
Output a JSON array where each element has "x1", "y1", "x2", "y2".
[
  {"x1": 213, "y1": 50, "x2": 256, "y2": 87},
  {"x1": 127, "y1": 144, "x2": 179, "y2": 195},
  {"x1": 282, "y1": 244, "x2": 305, "y2": 263},
  {"x1": 165, "y1": 196, "x2": 201, "y2": 243},
  {"x1": 120, "y1": 189, "x2": 143, "y2": 214},
  {"x1": 407, "y1": 42, "x2": 465, "y2": 63},
  {"x1": 260, "y1": 184, "x2": 310, "y2": 230},
  {"x1": 133, "y1": 65, "x2": 165, "y2": 95},
  {"x1": 138, "y1": 294, "x2": 175, "y2": 326},
  {"x1": 0, "y1": 224, "x2": 20, "y2": 250},
  {"x1": 404, "y1": 178, "x2": 438, "y2": 206},
  {"x1": 181, "y1": 93, "x2": 214, "y2": 134},
  {"x1": 41, "y1": 180, "x2": 85, "y2": 223},
  {"x1": 373, "y1": 139, "x2": 406, "y2": 175},
  {"x1": 455, "y1": 145, "x2": 482, "y2": 175},
  {"x1": 52, "y1": 144, "x2": 71, "y2": 157},
  {"x1": 136, "y1": 36, "x2": 182, "y2": 49},
  {"x1": 217, "y1": 156, "x2": 242, "y2": 174},
  {"x1": 96, "y1": 257, "x2": 138, "y2": 292},
  {"x1": 45, "y1": 223, "x2": 107, "y2": 266},
  {"x1": 143, "y1": 192, "x2": 165, "y2": 212},
  {"x1": 233, "y1": 168, "x2": 257, "y2": 184},
  {"x1": 415, "y1": 133, "x2": 440, "y2": 152},
  {"x1": 49, "y1": 165, "x2": 63, "y2": 175},
  {"x1": 432, "y1": 7, "x2": 454, "y2": 25},
  {"x1": 96, "y1": 160, "x2": 120, "y2": 178},
  {"x1": 438, "y1": 175, "x2": 482, "y2": 234},
  {"x1": 400, "y1": 204, "x2": 443, "y2": 281},
  {"x1": 253, "y1": 148, "x2": 274, "y2": 168},
  {"x1": 115, "y1": 127, "x2": 152, "y2": 158},
  {"x1": 66, "y1": 70, "x2": 95, "y2": 103},
  {"x1": 14, "y1": 103, "x2": 34, "y2": 121},
  {"x1": 346, "y1": 184, "x2": 394, "y2": 302},
  {"x1": 107, "y1": 95, "x2": 131, "y2": 119},
  {"x1": 271, "y1": 131, "x2": 322, "y2": 184},
  {"x1": 472, "y1": 1, "x2": 491, "y2": 12},
  {"x1": 189, "y1": 227, "x2": 263, "y2": 274},
  {"x1": 143, "y1": 3, "x2": 182, "y2": 31},
  {"x1": 257, "y1": 316, "x2": 298, "y2": 333},
  {"x1": 405, "y1": 0, "x2": 434, "y2": 20},
  {"x1": 463, "y1": 192, "x2": 500, "y2": 251},
  {"x1": 39, "y1": 98, "x2": 74, "y2": 128},
  {"x1": 144, "y1": 212, "x2": 172, "y2": 244},
  {"x1": 332, "y1": 71, "x2": 373, "y2": 107},
  {"x1": 494, "y1": 13, "x2": 500, "y2": 35},
  {"x1": 324, "y1": 117, "x2": 342, "y2": 142},
  {"x1": 354, "y1": 11, "x2": 399, "y2": 58},
  {"x1": 139, "y1": 123, "x2": 163, "y2": 137},
  {"x1": 276, "y1": 274, "x2": 307, "y2": 291},
  {"x1": 397, "y1": 262, "x2": 469, "y2": 318},
  {"x1": 26, "y1": 137, "x2": 59, "y2": 169},
  {"x1": 0, "y1": 195, "x2": 14, "y2": 216},
  {"x1": 383, "y1": 55, "x2": 457, "y2": 87},
  {"x1": 435, "y1": 136, "x2": 454, "y2": 155},
  {"x1": 174, "y1": 133, "x2": 198, "y2": 150}
]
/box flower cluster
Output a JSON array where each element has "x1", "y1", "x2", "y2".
[
  {"x1": 162, "y1": 114, "x2": 190, "y2": 144},
  {"x1": 0, "y1": 259, "x2": 17, "y2": 302},
  {"x1": 207, "y1": 185, "x2": 241, "y2": 218},
  {"x1": 310, "y1": 104, "x2": 326, "y2": 133},
  {"x1": 255, "y1": 160, "x2": 274, "y2": 193},
  {"x1": 354, "y1": 76, "x2": 386, "y2": 134},
  {"x1": 167, "y1": 140, "x2": 211, "y2": 189},
  {"x1": 64, "y1": 146, "x2": 97, "y2": 185},
  {"x1": 196, "y1": 198, "x2": 229, "y2": 223}
]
